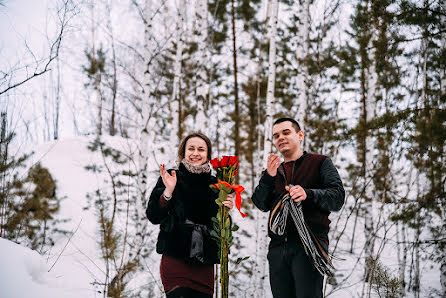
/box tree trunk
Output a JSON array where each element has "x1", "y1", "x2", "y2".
[
  {"x1": 169, "y1": 0, "x2": 185, "y2": 159},
  {"x1": 231, "y1": 0, "x2": 240, "y2": 157},
  {"x1": 295, "y1": 0, "x2": 310, "y2": 137},
  {"x1": 254, "y1": 1, "x2": 279, "y2": 297},
  {"x1": 363, "y1": 1, "x2": 377, "y2": 282},
  {"x1": 194, "y1": 0, "x2": 209, "y2": 132},
  {"x1": 106, "y1": 0, "x2": 117, "y2": 136},
  {"x1": 91, "y1": 0, "x2": 102, "y2": 136},
  {"x1": 441, "y1": 3, "x2": 446, "y2": 294},
  {"x1": 54, "y1": 55, "x2": 60, "y2": 140},
  {"x1": 139, "y1": 0, "x2": 153, "y2": 214}
]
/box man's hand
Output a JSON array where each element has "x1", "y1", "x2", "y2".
[
  {"x1": 267, "y1": 153, "x2": 281, "y2": 177},
  {"x1": 285, "y1": 185, "x2": 307, "y2": 202}
]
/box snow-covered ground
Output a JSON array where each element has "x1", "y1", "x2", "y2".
[
  {"x1": 0, "y1": 237, "x2": 93, "y2": 298},
  {"x1": 0, "y1": 136, "x2": 442, "y2": 297}
]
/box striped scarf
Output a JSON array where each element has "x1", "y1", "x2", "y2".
[{"x1": 269, "y1": 188, "x2": 335, "y2": 277}]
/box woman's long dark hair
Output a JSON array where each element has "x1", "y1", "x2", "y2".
[{"x1": 177, "y1": 132, "x2": 212, "y2": 162}]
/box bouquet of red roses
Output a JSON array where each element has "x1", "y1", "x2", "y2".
[{"x1": 209, "y1": 156, "x2": 246, "y2": 298}]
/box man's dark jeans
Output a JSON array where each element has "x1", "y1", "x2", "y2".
[{"x1": 268, "y1": 239, "x2": 323, "y2": 298}]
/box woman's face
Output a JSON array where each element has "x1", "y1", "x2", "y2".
[{"x1": 185, "y1": 137, "x2": 208, "y2": 165}]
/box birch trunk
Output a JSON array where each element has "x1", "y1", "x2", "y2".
[
  {"x1": 54, "y1": 55, "x2": 60, "y2": 140},
  {"x1": 441, "y1": 3, "x2": 446, "y2": 294},
  {"x1": 411, "y1": 16, "x2": 427, "y2": 296},
  {"x1": 413, "y1": 216, "x2": 421, "y2": 297},
  {"x1": 231, "y1": 0, "x2": 240, "y2": 157},
  {"x1": 295, "y1": 0, "x2": 310, "y2": 137},
  {"x1": 105, "y1": 0, "x2": 117, "y2": 136},
  {"x1": 139, "y1": 0, "x2": 153, "y2": 213},
  {"x1": 254, "y1": 1, "x2": 279, "y2": 297},
  {"x1": 194, "y1": 0, "x2": 208, "y2": 132},
  {"x1": 91, "y1": 0, "x2": 102, "y2": 136},
  {"x1": 169, "y1": 0, "x2": 185, "y2": 158},
  {"x1": 396, "y1": 221, "x2": 406, "y2": 296},
  {"x1": 363, "y1": 5, "x2": 377, "y2": 282}
]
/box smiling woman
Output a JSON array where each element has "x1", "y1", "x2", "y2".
[
  {"x1": 178, "y1": 133, "x2": 212, "y2": 166},
  {"x1": 146, "y1": 132, "x2": 234, "y2": 298}
]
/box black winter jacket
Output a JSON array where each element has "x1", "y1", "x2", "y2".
[
  {"x1": 146, "y1": 163, "x2": 219, "y2": 264},
  {"x1": 252, "y1": 152, "x2": 345, "y2": 248}
]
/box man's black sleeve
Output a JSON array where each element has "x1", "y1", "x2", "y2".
[
  {"x1": 305, "y1": 158, "x2": 345, "y2": 212},
  {"x1": 251, "y1": 172, "x2": 276, "y2": 212}
]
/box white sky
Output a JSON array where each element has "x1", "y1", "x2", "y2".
[{"x1": 0, "y1": 0, "x2": 51, "y2": 65}]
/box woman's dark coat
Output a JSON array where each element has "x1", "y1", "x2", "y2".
[{"x1": 146, "y1": 163, "x2": 219, "y2": 264}]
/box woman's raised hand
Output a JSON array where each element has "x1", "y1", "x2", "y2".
[
  {"x1": 160, "y1": 164, "x2": 177, "y2": 197},
  {"x1": 222, "y1": 193, "x2": 234, "y2": 210}
]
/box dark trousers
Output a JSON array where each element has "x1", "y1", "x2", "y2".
[
  {"x1": 268, "y1": 240, "x2": 323, "y2": 298},
  {"x1": 166, "y1": 287, "x2": 212, "y2": 298}
]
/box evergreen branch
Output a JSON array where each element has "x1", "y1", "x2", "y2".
[{"x1": 390, "y1": 29, "x2": 446, "y2": 44}]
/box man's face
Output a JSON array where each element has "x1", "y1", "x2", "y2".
[{"x1": 272, "y1": 121, "x2": 304, "y2": 156}]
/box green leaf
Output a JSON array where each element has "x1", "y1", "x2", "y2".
[
  {"x1": 231, "y1": 224, "x2": 239, "y2": 232},
  {"x1": 213, "y1": 223, "x2": 220, "y2": 232},
  {"x1": 225, "y1": 216, "x2": 230, "y2": 228},
  {"x1": 221, "y1": 185, "x2": 232, "y2": 193},
  {"x1": 225, "y1": 228, "x2": 231, "y2": 239},
  {"x1": 210, "y1": 230, "x2": 219, "y2": 240},
  {"x1": 218, "y1": 190, "x2": 227, "y2": 201},
  {"x1": 215, "y1": 199, "x2": 222, "y2": 206}
]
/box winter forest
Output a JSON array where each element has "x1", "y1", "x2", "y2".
[{"x1": 0, "y1": 0, "x2": 445, "y2": 297}]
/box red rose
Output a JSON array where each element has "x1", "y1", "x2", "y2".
[
  {"x1": 210, "y1": 158, "x2": 220, "y2": 169},
  {"x1": 228, "y1": 156, "x2": 238, "y2": 166},
  {"x1": 221, "y1": 156, "x2": 229, "y2": 167}
]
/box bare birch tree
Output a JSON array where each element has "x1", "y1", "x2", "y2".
[
  {"x1": 254, "y1": 1, "x2": 279, "y2": 297},
  {"x1": 90, "y1": 0, "x2": 103, "y2": 136},
  {"x1": 169, "y1": 0, "x2": 185, "y2": 158},
  {"x1": 194, "y1": 0, "x2": 209, "y2": 132},
  {"x1": 441, "y1": 2, "x2": 446, "y2": 294},
  {"x1": 53, "y1": 54, "x2": 61, "y2": 140},
  {"x1": 362, "y1": 37, "x2": 378, "y2": 293},
  {"x1": 138, "y1": 0, "x2": 154, "y2": 215},
  {"x1": 294, "y1": 0, "x2": 310, "y2": 138},
  {"x1": 104, "y1": 0, "x2": 118, "y2": 136}
]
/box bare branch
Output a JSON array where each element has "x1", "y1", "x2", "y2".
[{"x1": 0, "y1": 0, "x2": 78, "y2": 96}]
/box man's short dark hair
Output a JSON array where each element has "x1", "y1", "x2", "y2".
[{"x1": 273, "y1": 117, "x2": 301, "y2": 132}]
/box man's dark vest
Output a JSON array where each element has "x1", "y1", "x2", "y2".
[{"x1": 269, "y1": 153, "x2": 330, "y2": 246}]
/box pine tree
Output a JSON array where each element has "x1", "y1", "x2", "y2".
[
  {"x1": 0, "y1": 112, "x2": 66, "y2": 252},
  {"x1": 392, "y1": 1, "x2": 446, "y2": 295}
]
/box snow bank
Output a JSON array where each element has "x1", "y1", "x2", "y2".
[{"x1": 0, "y1": 237, "x2": 93, "y2": 298}]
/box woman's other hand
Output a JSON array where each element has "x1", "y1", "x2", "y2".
[
  {"x1": 160, "y1": 164, "x2": 177, "y2": 197},
  {"x1": 222, "y1": 193, "x2": 234, "y2": 210}
]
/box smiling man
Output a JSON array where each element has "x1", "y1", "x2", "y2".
[{"x1": 252, "y1": 117, "x2": 345, "y2": 298}]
